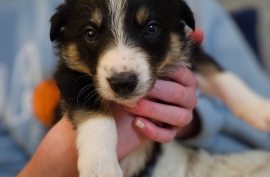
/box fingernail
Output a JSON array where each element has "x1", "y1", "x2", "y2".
[
  {"x1": 124, "y1": 102, "x2": 138, "y2": 108},
  {"x1": 135, "y1": 120, "x2": 145, "y2": 129}
]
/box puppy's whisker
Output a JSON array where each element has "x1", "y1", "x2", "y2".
[
  {"x1": 83, "y1": 91, "x2": 98, "y2": 107},
  {"x1": 78, "y1": 85, "x2": 92, "y2": 98},
  {"x1": 76, "y1": 85, "x2": 93, "y2": 106},
  {"x1": 93, "y1": 95, "x2": 102, "y2": 108},
  {"x1": 74, "y1": 80, "x2": 93, "y2": 89},
  {"x1": 73, "y1": 75, "x2": 91, "y2": 88}
]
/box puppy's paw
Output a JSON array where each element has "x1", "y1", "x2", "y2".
[
  {"x1": 233, "y1": 100, "x2": 270, "y2": 132},
  {"x1": 76, "y1": 116, "x2": 123, "y2": 177},
  {"x1": 78, "y1": 157, "x2": 123, "y2": 177},
  {"x1": 206, "y1": 72, "x2": 270, "y2": 132}
]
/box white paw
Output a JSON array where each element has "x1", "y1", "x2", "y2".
[
  {"x1": 76, "y1": 116, "x2": 123, "y2": 177},
  {"x1": 78, "y1": 159, "x2": 123, "y2": 177},
  {"x1": 204, "y1": 72, "x2": 270, "y2": 132},
  {"x1": 232, "y1": 99, "x2": 270, "y2": 132}
]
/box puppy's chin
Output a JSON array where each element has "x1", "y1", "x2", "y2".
[
  {"x1": 97, "y1": 87, "x2": 147, "y2": 106},
  {"x1": 116, "y1": 92, "x2": 150, "y2": 105}
]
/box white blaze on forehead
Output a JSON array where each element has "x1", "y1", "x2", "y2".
[{"x1": 107, "y1": 0, "x2": 126, "y2": 45}]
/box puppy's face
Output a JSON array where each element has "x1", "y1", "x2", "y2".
[{"x1": 51, "y1": 0, "x2": 195, "y2": 105}]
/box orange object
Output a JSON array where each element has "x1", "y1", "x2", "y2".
[{"x1": 33, "y1": 80, "x2": 60, "y2": 128}]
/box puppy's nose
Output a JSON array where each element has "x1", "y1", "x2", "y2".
[{"x1": 108, "y1": 73, "x2": 138, "y2": 95}]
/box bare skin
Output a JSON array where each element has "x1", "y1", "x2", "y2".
[{"x1": 17, "y1": 29, "x2": 204, "y2": 177}]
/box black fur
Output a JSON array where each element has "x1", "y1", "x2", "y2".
[{"x1": 191, "y1": 46, "x2": 224, "y2": 74}]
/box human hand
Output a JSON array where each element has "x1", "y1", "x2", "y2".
[
  {"x1": 123, "y1": 66, "x2": 198, "y2": 142},
  {"x1": 115, "y1": 66, "x2": 197, "y2": 153}
]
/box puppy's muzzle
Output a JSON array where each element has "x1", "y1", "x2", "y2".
[{"x1": 107, "y1": 72, "x2": 138, "y2": 96}]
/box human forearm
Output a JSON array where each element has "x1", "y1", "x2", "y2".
[{"x1": 17, "y1": 118, "x2": 78, "y2": 177}]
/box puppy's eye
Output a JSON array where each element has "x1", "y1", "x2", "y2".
[
  {"x1": 146, "y1": 24, "x2": 160, "y2": 36},
  {"x1": 85, "y1": 30, "x2": 97, "y2": 41}
]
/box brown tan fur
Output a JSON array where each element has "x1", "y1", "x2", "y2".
[
  {"x1": 61, "y1": 43, "x2": 91, "y2": 75},
  {"x1": 136, "y1": 7, "x2": 149, "y2": 26},
  {"x1": 91, "y1": 9, "x2": 103, "y2": 28},
  {"x1": 158, "y1": 33, "x2": 190, "y2": 76}
]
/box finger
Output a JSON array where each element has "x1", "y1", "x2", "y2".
[
  {"x1": 149, "y1": 80, "x2": 197, "y2": 108},
  {"x1": 189, "y1": 28, "x2": 204, "y2": 45},
  {"x1": 166, "y1": 66, "x2": 197, "y2": 88},
  {"x1": 133, "y1": 117, "x2": 179, "y2": 143},
  {"x1": 124, "y1": 99, "x2": 192, "y2": 127}
]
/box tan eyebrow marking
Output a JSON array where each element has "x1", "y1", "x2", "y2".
[
  {"x1": 91, "y1": 9, "x2": 103, "y2": 27},
  {"x1": 158, "y1": 33, "x2": 189, "y2": 75},
  {"x1": 61, "y1": 43, "x2": 91, "y2": 75},
  {"x1": 136, "y1": 7, "x2": 149, "y2": 25}
]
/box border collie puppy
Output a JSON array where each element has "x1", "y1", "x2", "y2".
[{"x1": 50, "y1": 0, "x2": 196, "y2": 176}]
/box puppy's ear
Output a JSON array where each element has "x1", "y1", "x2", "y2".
[
  {"x1": 179, "y1": 1, "x2": 195, "y2": 31},
  {"x1": 50, "y1": 3, "x2": 69, "y2": 41}
]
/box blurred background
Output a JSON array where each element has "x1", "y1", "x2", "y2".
[
  {"x1": 0, "y1": 0, "x2": 270, "y2": 176},
  {"x1": 219, "y1": 0, "x2": 270, "y2": 73}
]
